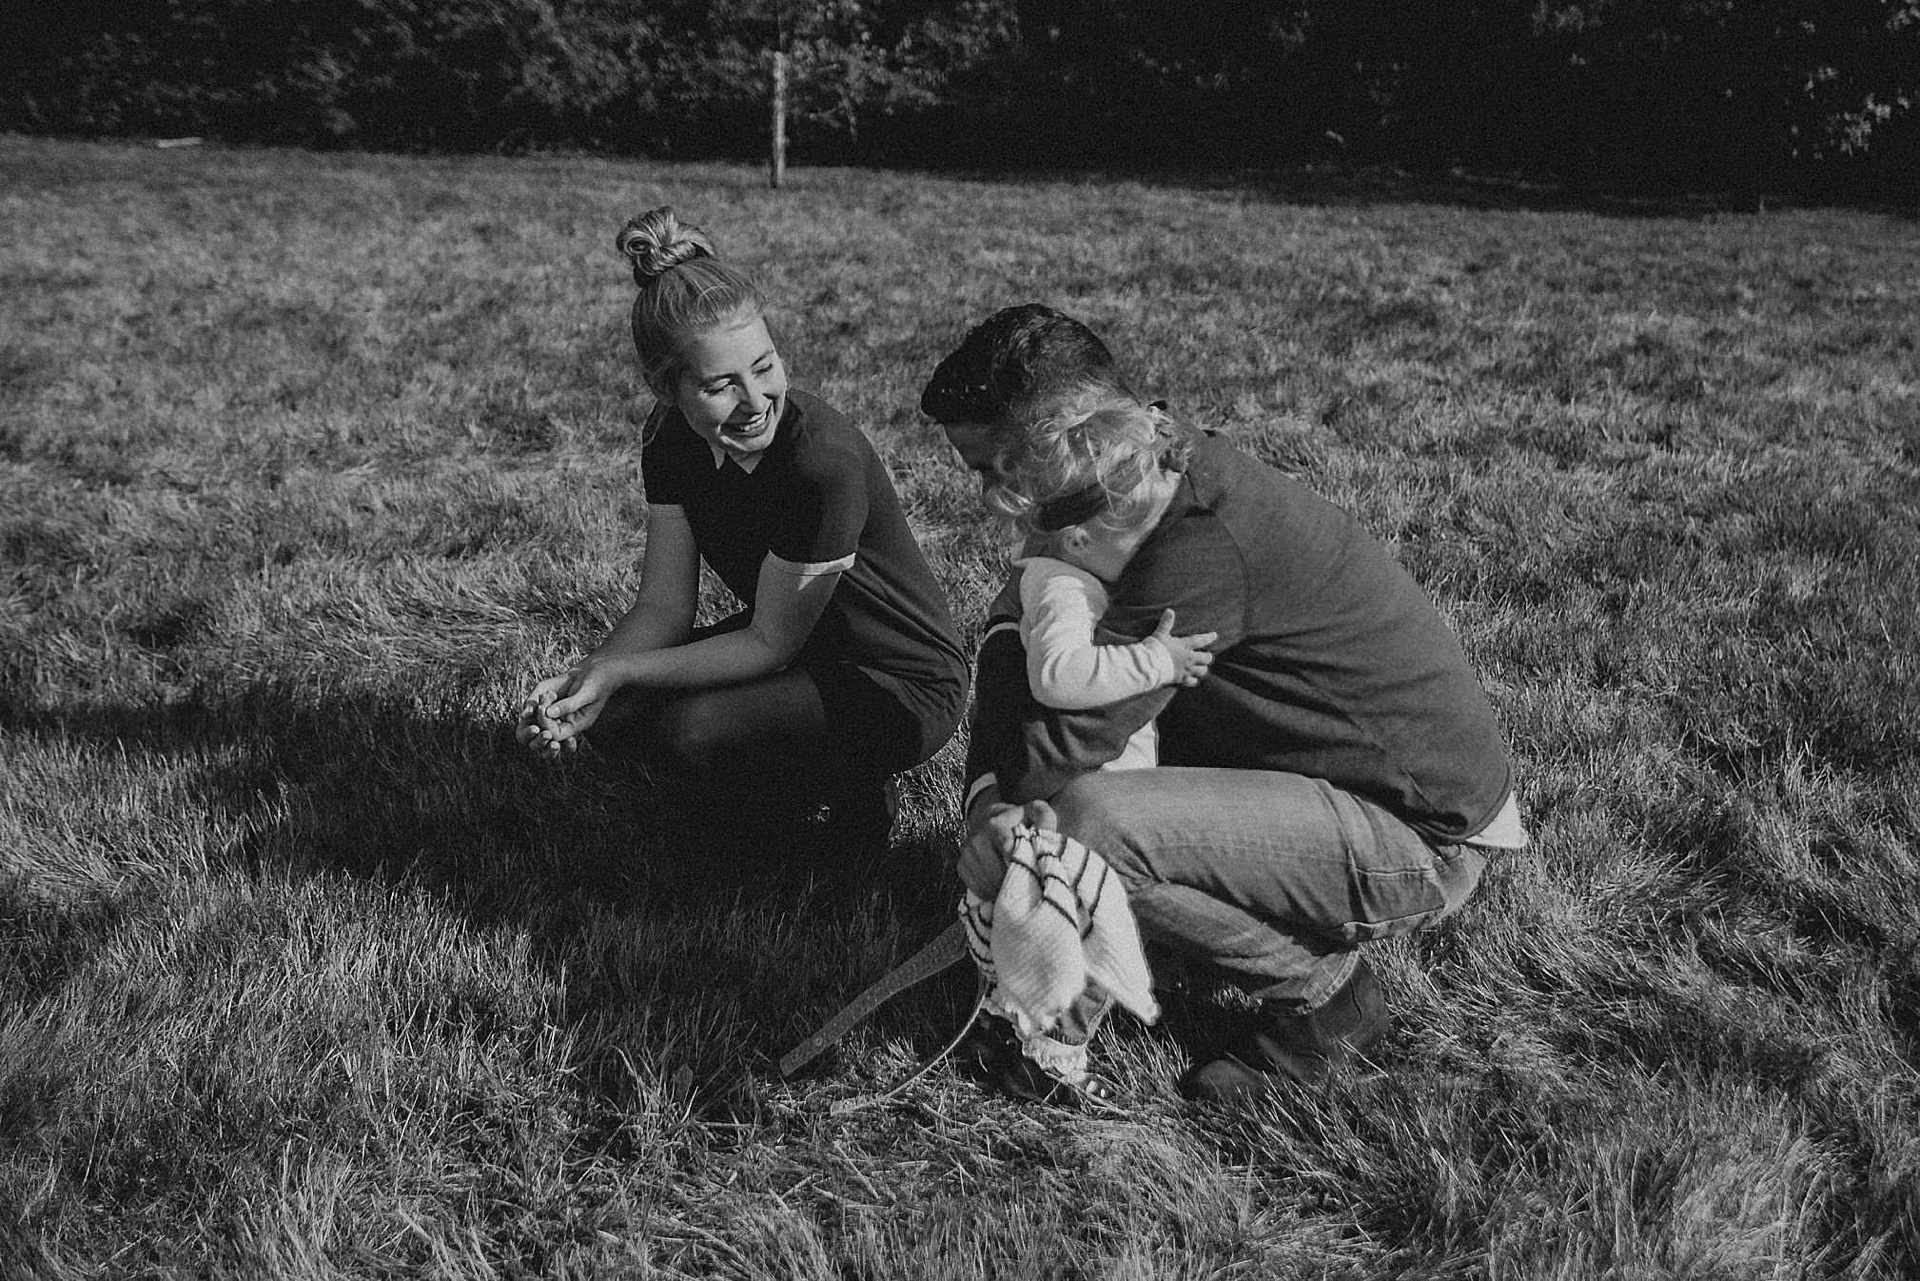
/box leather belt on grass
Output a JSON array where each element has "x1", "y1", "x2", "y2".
[{"x1": 779, "y1": 921, "x2": 978, "y2": 1111}]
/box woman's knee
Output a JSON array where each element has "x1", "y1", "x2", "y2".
[
  {"x1": 580, "y1": 688, "x2": 653, "y2": 763},
  {"x1": 645, "y1": 695, "x2": 735, "y2": 775}
]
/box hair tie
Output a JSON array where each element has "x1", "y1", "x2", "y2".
[{"x1": 1034, "y1": 483, "x2": 1110, "y2": 532}]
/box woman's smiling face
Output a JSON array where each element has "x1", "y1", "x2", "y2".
[{"x1": 671, "y1": 310, "x2": 788, "y2": 458}]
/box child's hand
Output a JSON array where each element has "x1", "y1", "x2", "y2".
[{"x1": 1151, "y1": 609, "x2": 1217, "y2": 687}]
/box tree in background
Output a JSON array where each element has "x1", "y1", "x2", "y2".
[
  {"x1": 1530, "y1": 0, "x2": 1920, "y2": 193},
  {"x1": 3, "y1": 0, "x2": 595, "y2": 147},
  {"x1": 995, "y1": 0, "x2": 1918, "y2": 194},
  {"x1": 3, "y1": 0, "x2": 1913, "y2": 197},
  {"x1": 0, "y1": 0, "x2": 1017, "y2": 156},
  {"x1": 617, "y1": 0, "x2": 1020, "y2": 161}
]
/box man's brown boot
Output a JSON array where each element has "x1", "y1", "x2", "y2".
[{"x1": 1178, "y1": 959, "x2": 1388, "y2": 1104}]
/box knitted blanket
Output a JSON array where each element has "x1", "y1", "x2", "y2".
[{"x1": 960, "y1": 825, "x2": 1159, "y2": 1041}]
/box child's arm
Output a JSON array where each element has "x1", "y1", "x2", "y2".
[
  {"x1": 966, "y1": 620, "x2": 1170, "y2": 808},
  {"x1": 982, "y1": 518, "x2": 1248, "y2": 805},
  {"x1": 1020, "y1": 560, "x2": 1215, "y2": 709}
]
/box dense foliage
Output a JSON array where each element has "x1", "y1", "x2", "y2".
[{"x1": 6, "y1": 1, "x2": 1917, "y2": 195}]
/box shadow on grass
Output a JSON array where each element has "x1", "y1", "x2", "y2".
[{"x1": 1, "y1": 688, "x2": 969, "y2": 1113}]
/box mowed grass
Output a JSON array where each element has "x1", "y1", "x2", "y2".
[{"x1": 2, "y1": 133, "x2": 1917, "y2": 1278}]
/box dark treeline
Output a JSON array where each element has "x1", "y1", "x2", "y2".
[{"x1": 7, "y1": 0, "x2": 1917, "y2": 199}]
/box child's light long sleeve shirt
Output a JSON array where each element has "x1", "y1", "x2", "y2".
[{"x1": 1016, "y1": 555, "x2": 1173, "y2": 774}]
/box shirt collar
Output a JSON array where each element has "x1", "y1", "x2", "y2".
[{"x1": 708, "y1": 443, "x2": 766, "y2": 473}]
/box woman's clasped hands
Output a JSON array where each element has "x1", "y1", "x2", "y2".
[{"x1": 514, "y1": 660, "x2": 624, "y2": 756}]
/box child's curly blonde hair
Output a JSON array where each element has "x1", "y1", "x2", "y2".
[{"x1": 987, "y1": 385, "x2": 1195, "y2": 537}]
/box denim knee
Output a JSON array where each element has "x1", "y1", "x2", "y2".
[
  {"x1": 1047, "y1": 774, "x2": 1140, "y2": 878},
  {"x1": 1334, "y1": 841, "x2": 1489, "y2": 944}
]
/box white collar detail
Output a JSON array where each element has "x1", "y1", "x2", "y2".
[{"x1": 708, "y1": 444, "x2": 766, "y2": 473}]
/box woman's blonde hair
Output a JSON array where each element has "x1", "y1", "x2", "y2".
[
  {"x1": 987, "y1": 385, "x2": 1194, "y2": 536},
  {"x1": 616, "y1": 206, "x2": 767, "y2": 398}
]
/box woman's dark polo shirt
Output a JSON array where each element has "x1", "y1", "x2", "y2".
[
  {"x1": 642, "y1": 388, "x2": 969, "y2": 742},
  {"x1": 967, "y1": 433, "x2": 1513, "y2": 843}
]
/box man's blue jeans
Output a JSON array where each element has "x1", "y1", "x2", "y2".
[{"x1": 1050, "y1": 766, "x2": 1488, "y2": 1024}]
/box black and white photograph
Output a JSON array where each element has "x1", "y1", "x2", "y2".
[{"x1": 3, "y1": 2, "x2": 1916, "y2": 1276}]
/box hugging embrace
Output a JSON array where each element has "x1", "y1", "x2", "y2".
[
  {"x1": 521, "y1": 207, "x2": 1527, "y2": 1110},
  {"x1": 924, "y1": 305, "x2": 1528, "y2": 1107}
]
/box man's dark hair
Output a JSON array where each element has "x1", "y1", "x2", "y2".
[{"x1": 920, "y1": 304, "x2": 1132, "y2": 426}]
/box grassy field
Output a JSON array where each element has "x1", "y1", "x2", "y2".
[{"x1": 2, "y1": 134, "x2": 1917, "y2": 1278}]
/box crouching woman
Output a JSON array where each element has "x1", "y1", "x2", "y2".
[{"x1": 517, "y1": 207, "x2": 969, "y2": 843}]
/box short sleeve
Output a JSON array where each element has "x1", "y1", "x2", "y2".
[{"x1": 766, "y1": 438, "x2": 867, "y2": 571}]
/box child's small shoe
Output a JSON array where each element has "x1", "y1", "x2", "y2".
[{"x1": 956, "y1": 1010, "x2": 1123, "y2": 1114}]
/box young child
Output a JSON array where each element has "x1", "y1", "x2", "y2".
[
  {"x1": 996, "y1": 393, "x2": 1216, "y2": 770},
  {"x1": 956, "y1": 391, "x2": 1216, "y2": 1106}
]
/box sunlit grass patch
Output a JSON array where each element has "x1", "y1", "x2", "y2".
[{"x1": 2, "y1": 135, "x2": 1917, "y2": 1276}]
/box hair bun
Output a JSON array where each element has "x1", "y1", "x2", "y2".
[{"x1": 616, "y1": 207, "x2": 716, "y2": 286}]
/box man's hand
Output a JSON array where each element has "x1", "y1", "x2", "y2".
[{"x1": 957, "y1": 797, "x2": 1060, "y2": 900}]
